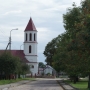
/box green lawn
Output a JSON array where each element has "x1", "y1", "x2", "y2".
[
  {"x1": 0, "y1": 78, "x2": 35, "y2": 85},
  {"x1": 64, "y1": 79, "x2": 88, "y2": 90}
]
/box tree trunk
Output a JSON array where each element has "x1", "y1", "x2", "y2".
[
  {"x1": 73, "y1": 76, "x2": 76, "y2": 84},
  {"x1": 76, "y1": 76, "x2": 79, "y2": 82},
  {"x1": 88, "y1": 74, "x2": 90, "y2": 89},
  {"x1": 18, "y1": 73, "x2": 20, "y2": 78}
]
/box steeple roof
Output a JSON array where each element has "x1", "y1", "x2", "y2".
[{"x1": 25, "y1": 17, "x2": 37, "y2": 31}]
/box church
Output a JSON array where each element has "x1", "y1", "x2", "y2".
[
  {"x1": 23, "y1": 17, "x2": 38, "y2": 75},
  {"x1": 24, "y1": 17, "x2": 38, "y2": 75},
  {"x1": 0, "y1": 17, "x2": 38, "y2": 76}
]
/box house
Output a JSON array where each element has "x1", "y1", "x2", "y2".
[
  {"x1": 0, "y1": 17, "x2": 38, "y2": 76},
  {"x1": 44, "y1": 65, "x2": 56, "y2": 76},
  {"x1": 38, "y1": 68, "x2": 44, "y2": 76},
  {"x1": 38, "y1": 65, "x2": 57, "y2": 76}
]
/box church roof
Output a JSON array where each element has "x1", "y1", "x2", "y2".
[
  {"x1": 0, "y1": 50, "x2": 30, "y2": 63},
  {"x1": 25, "y1": 17, "x2": 37, "y2": 31}
]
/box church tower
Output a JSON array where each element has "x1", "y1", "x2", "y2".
[{"x1": 24, "y1": 17, "x2": 38, "y2": 75}]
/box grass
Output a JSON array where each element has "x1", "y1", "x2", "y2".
[
  {"x1": 0, "y1": 78, "x2": 35, "y2": 85},
  {"x1": 64, "y1": 79, "x2": 88, "y2": 90}
]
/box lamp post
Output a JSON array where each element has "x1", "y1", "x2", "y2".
[
  {"x1": 20, "y1": 44, "x2": 23, "y2": 50},
  {"x1": 9, "y1": 28, "x2": 18, "y2": 50}
]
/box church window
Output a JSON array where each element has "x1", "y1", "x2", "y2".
[
  {"x1": 26, "y1": 33, "x2": 27, "y2": 41},
  {"x1": 34, "y1": 33, "x2": 36, "y2": 41},
  {"x1": 32, "y1": 65, "x2": 34, "y2": 68},
  {"x1": 30, "y1": 33, "x2": 32, "y2": 41},
  {"x1": 29, "y1": 45, "x2": 31, "y2": 53}
]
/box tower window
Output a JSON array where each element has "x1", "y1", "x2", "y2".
[
  {"x1": 26, "y1": 33, "x2": 27, "y2": 41},
  {"x1": 29, "y1": 45, "x2": 31, "y2": 53},
  {"x1": 34, "y1": 33, "x2": 36, "y2": 41},
  {"x1": 30, "y1": 33, "x2": 32, "y2": 41}
]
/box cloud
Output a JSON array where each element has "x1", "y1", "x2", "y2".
[
  {"x1": 37, "y1": 27, "x2": 61, "y2": 42},
  {"x1": 0, "y1": 0, "x2": 82, "y2": 62},
  {"x1": 3, "y1": 10, "x2": 22, "y2": 15}
]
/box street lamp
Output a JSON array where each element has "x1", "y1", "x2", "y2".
[
  {"x1": 20, "y1": 44, "x2": 23, "y2": 50},
  {"x1": 9, "y1": 28, "x2": 18, "y2": 50}
]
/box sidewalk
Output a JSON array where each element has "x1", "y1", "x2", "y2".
[
  {"x1": 0, "y1": 80, "x2": 30, "y2": 90},
  {"x1": 0, "y1": 79, "x2": 79, "y2": 90},
  {"x1": 57, "y1": 80, "x2": 79, "y2": 90}
]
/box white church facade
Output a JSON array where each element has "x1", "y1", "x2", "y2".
[
  {"x1": 0, "y1": 17, "x2": 38, "y2": 76},
  {"x1": 24, "y1": 17, "x2": 38, "y2": 75}
]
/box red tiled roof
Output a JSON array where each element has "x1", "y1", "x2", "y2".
[
  {"x1": 25, "y1": 17, "x2": 37, "y2": 31},
  {"x1": 0, "y1": 50, "x2": 30, "y2": 63}
]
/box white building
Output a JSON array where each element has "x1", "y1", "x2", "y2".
[
  {"x1": 24, "y1": 17, "x2": 38, "y2": 75},
  {"x1": 44, "y1": 65, "x2": 56, "y2": 76},
  {"x1": 38, "y1": 65, "x2": 57, "y2": 76},
  {"x1": 0, "y1": 17, "x2": 38, "y2": 76}
]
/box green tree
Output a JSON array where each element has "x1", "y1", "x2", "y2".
[
  {"x1": 21, "y1": 63, "x2": 30, "y2": 77},
  {"x1": 43, "y1": 35, "x2": 61, "y2": 66},
  {"x1": 54, "y1": 0, "x2": 90, "y2": 87},
  {"x1": 0, "y1": 52, "x2": 20, "y2": 79},
  {"x1": 38, "y1": 62, "x2": 45, "y2": 68},
  {"x1": 0, "y1": 52, "x2": 30, "y2": 79}
]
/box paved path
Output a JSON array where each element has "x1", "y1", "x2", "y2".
[
  {"x1": 8, "y1": 79, "x2": 63, "y2": 90},
  {"x1": 0, "y1": 78, "x2": 78, "y2": 90}
]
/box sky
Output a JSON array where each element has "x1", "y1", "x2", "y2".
[{"x1": 0, "y1": 0, "x2": 81, "y2": 63}]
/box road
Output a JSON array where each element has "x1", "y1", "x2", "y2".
[{"x1": 8, "y1": 78, "x2": 63, "y2": 90}]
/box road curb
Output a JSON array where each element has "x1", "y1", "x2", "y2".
[
  {"x1": 56, "y1": 80, "x2": 65, "y2": 90},
  {"x1": 57, "y1": 80, "x2": 79, "y2": 90}
]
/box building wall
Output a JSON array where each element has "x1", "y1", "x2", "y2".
[
  {"x1": 44, "y1": 68, "x2": 52, "y2": 75},
  {"x1": 27, "y1": 63, "x2": 38, "y2": 76},
  {"x1": 25, "y1": 56, "x2": 37, "y2": 62},
  {"x1": 24, "y1": 43, "x2": 37, "y2": 55},
  {"x1": 24, "y1": 30, "x2": 38, "y2": 76},
  {"x1": 24, "y1": 31, "x2": 37, "y2": 42}
]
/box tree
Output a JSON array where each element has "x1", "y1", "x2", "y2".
[
  {"x1": 53, "y1": 0, "x2": 90, "y2": 87},
  {"x1": 44, "y1": 0, "x2": 90, "y2": 87},
  {"x1": 43, "y1": 35, "x2": 61, "y2": 66},
  {"x1": 21, "y1": 63, "x2": 30, "y2": 77},
  {"x1": 38, "y1": 62, "x2": 45, "y2": 68},
  {"x1": 52, "y1": 33, "x2": 70, "y2": 73},
  {"x1": 0, "y1": 52, "x2": 30, "y2": 79},
  {"x1": 0, "y1": 52, "x2": 20, "y2": 79}
]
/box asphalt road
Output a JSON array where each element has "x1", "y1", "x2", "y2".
[{"x1": 8, "y1": 79, "x2": 63, "y2": 90}]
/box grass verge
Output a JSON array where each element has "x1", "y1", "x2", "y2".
[
  {"x1": 64, "y1": 79, "x2": 88, "y2": 90},
  {"x1": 0, "y1": 78, "x2": 35, "y2": 85}
]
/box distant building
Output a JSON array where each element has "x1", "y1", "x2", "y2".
[
  {"x1": 0, "y1": 17, "x2": 38, "y2": 76},
  {"x1": 44, "y1": 65, "x2": 56, "y2": 76},
  {"x1": 38, "y1": 65, "x2": 56, "y2": 76}
]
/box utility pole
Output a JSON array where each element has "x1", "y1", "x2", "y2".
[
  {"x1": 9, "y1": 28, "x2": 18, "y2": 50},
  {"x1": 9, "y1": 36, "x2": 11, "y2": 50}
]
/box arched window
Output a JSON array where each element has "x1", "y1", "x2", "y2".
[
  {"x1": 32, "y1": 65, "x2": 34, "y2": 68},
  {"x1": 29, "y1": 33, "x2": 32, "y2": 41},
  {"x1": 34, "y1": 33, "x2": 35, "y2": 41},
  {"x1": 29, "y1": 45, "x2": 31, "y2": 53},
  {"x1": 26, "y1": 33, "x2": 27, "y2": 41}
]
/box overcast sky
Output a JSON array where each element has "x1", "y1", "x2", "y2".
[{"x1": 0, "y1": 0, "x2": 81, "y2": 63}]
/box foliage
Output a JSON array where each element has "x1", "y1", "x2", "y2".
[
  {"x1": 21, "y1": 63, "x2": 30, "y2": 75},
  {"x1": 0, "y1": 52, "x2": 30, "y2": 79},
  {"x1": 0, "y1": 53, "x2": 19, "y2": 75},
  {"x1": 43, "y1": 35, "x2": 61, "y2": 66},
  {"x1": 46, "y1": 73, "x2": 51, "y2": 76},
  {"x1": 38, "y1": 62, "x2": 45, "y2": 68},
  {"x1": 44, "y1": 0, "x2": 90, "y2": 86}
]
